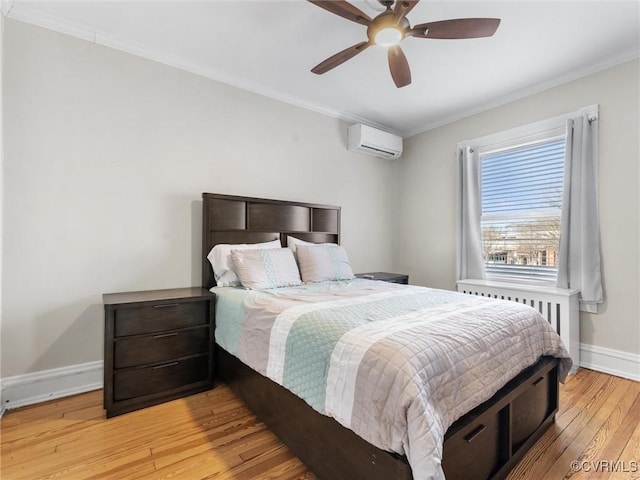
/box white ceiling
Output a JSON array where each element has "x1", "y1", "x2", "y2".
[{"x1": 4, "y1": 0, "x2": 640, "y2": 136}]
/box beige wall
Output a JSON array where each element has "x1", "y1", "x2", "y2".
[
  {"x1": 1, "y1": 20, "x2": 399, "y2": 377},
  {"x1": 399, "y1": 59, "x2": 640, "y2": 356},
  {"x1": 2, "y1": 17, "x2": 638, "y2": 380}
]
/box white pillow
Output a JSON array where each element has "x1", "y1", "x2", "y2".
[
  {"x1": 287, "y1": 235, "x2": 336, "y2": 257},
  {"x1": 296, "y1": 245, "x2": 355, "y2": 283},
  {"x1": 207, "y1": 239, "x2": 281, "y2": 287},
  {"x1": 231, "y1": 248, "x2": 302, "y2": 290}
]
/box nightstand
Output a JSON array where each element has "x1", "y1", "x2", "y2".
[
  {"x1": 103, "y1": 287, "x2": 215, "y2": 418},
  {"x1": 356, "y1": 272, "x2": 409, "y2": 284}
]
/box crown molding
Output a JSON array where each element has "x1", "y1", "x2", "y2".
[
  {"x1": 5, "y1": 3, "x2": 400, "y2": 135},
  {"x1": 5, "y1": 2, "x2": 637, "y2": 139},
  {"x1": 1, "y1": 1, "x2": 14, "y2": 16},
  {"x1": 405, "y1": 48, "x2": 640, "y2": 138}
]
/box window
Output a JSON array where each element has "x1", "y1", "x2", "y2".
[
  {"x1": 458, "y1": 105, "x2": 600, "y2": 303},
  {"x1": 480, "y1": 135, "x2": 565, "y2": 284}
]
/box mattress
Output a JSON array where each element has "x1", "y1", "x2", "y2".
[{"x1": 212, "y1": 279, "x2": 572, "y2": 480}]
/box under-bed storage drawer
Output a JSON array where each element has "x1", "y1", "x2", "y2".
[
  {"x1": 511, "y1": 369, "x2": 552, "y2": 448},
  {"x1": 442, "y1": 408, "x2": 505, "y2": 480},
  {"x1": 442, "y1": 358, "x2": 559, "y2": 480}
]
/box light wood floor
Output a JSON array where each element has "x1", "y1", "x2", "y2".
[{"x1": 1, "y1": 368, "x2": 638, "y2": 480}]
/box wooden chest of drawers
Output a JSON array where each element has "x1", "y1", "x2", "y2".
[{"x1": 103, "y1": 287, "x2": 215, "y2": 418}]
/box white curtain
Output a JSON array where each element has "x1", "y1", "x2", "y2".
[
  {"x1": 557, "y1": 114, "x2": 603, "y2": 312},
  {"x1": 456, "y1": 146, "x2": 486, "y2": 281}
]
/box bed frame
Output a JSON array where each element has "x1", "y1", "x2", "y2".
[{"x1": 202, "y1": 192, "x2": 560, "y2": 480}]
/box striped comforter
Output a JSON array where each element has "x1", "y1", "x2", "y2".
[{"x1": 214, "y1": 279, "x2": 572, "y2": 480}]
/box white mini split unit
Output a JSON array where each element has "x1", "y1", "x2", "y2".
[{"x1": 348, "y1": 124, "x2": 403, "y2": 160}]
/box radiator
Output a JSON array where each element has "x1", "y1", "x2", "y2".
[{"x1": 457, "y1": 279, "x2": 580, "y2": 373}]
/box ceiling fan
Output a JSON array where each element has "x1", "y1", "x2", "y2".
[{"x1": 308, "y1": 0, "x2": 501, "y2": 88}]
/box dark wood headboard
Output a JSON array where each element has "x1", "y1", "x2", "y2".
[{"x1": 202, "y1": 193, "x2": 341, "y2": 289}]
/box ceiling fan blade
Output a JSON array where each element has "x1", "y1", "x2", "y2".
[
  {"x1": 411, "y1": 18, "x2": 501, "y2": 39},
  {"x1": 388, "y1": 45, "x2": 411, "y2": 88},
  {"x1": 311, "y1": 41, "x2": 370, "y2": 75},
  {"x1": 307, "y1": 0, "x2": 372, "y2": 26},
  {"x1": 394, "y1": 0, "x2": 420, "y2": 22}
]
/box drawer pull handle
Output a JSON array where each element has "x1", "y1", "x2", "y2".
[
  {"x1": 153, "y1": 332, "x2": 179, "y2": 339},
  {"x1": 153, "y1": 362, "x2": 179, "y2": 369},
  {"x1": 464, "y1": 424, "x2": 486, "y2": 443},
  {"x1": 533, "y1": 376, "x2": 545, "y2": 387},
  {"x1": 153, "y1": 303, "x2": 179, "y2": 309}
]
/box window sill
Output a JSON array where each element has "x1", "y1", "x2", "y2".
[{"x1": 457, "y1": 279, "x2": 580, "y2": 297}]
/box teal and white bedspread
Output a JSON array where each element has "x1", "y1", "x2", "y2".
[{"x1": 213, "y1": 279, "x2": 572, "y2": 480}]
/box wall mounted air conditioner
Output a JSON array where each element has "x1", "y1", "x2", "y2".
[{"x1": 348, "y1": 124, "x2": 403, "y2": 160}]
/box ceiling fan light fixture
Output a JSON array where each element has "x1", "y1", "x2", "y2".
[
  {"x1": 374, "y1": 27, "x2": 403, "y2": 46},
  {"x1": 307, "y1": 0, "x2": 502, "y2": 88}
]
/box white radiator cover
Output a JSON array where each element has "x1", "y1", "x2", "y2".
[{"x1": 457, "y1": 279, "x2": 580, "y2": 373}]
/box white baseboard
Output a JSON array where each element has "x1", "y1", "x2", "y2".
[
  {"x1": 1, "y1": 360, "x2": 103, "y2": 411},
  {"x1": 580, "y1": 343, "x2": 640, "y2": 381}
]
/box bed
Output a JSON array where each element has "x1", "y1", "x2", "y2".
[{"x1": 201, "y1": 192, "x2": 572, "y2": 480}]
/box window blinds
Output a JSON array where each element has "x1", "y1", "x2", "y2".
[{"x1": 480, "y1": 137, "x2": 566, "y2": 283}]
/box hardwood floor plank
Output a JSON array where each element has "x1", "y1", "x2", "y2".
[
  {"x1": 577, "y1": 387, "x2": 640, "y2": 480},
  {"x1": 601, "y1": 392, "x2": 640, "y2": 480},
  {"x1": 1, "y1": 368, "x2": 638, "y2": 480},
  {"x1": 3, "y1": 391, "x2": 103, "y2": 426},
  {"x1": 82, "y1": 462, "x2": 158, "y2": 480},
  {"x1": 38, "y1": 446, "x2": 154, "y2": 480},
  {"x1": 542, "y1": 378, "x2": 633, "y2": 479},
  {"x1": 142, "y1": 446, "x2": 244, "y2": 480},
  {"x1": 218, "y1": 445, "x2": 301, "y2": 480}
]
